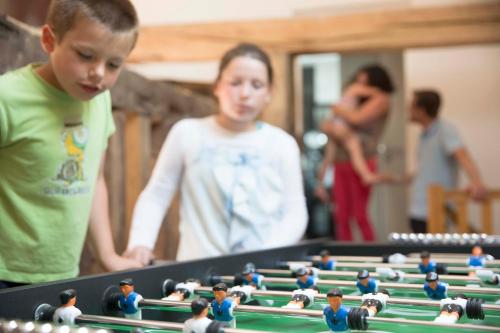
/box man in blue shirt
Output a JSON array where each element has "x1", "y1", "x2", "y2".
[
  {"x1": 118, "y1": 279, "x2": 143, "y2": 319},
  {"x1": 423, "y1": 272, "x2": 448, "y2": 300},
  {"x1": 408, "y1": 90, "x2": 486, "y2": 233},
  {"x1": 212, "y1": 283, "x2": 237, "y2": 328},
  {"x1": 296, "y1": 267, "x2": 317, "y2": 289},
  {"x1": 323, "y1": 288, "x2": 349, "y2": 332},
  {"x1": 319, "y1": 249, "x2": 335, "y2": 271},
  {"x1": 356, "y1": 270, "x2": 378, "y2": 294}
]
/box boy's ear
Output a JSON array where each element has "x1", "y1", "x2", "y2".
[{"x1": 40, "y1": 24, "x2": 56, "y2": 53}]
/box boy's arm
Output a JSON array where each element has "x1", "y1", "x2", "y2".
[
  {"x1": 88, "y1": 153, "x2": 143, "y2": 271},
  {"x1": 452, "y1": 148, "x2": 487, "y2": 201}
]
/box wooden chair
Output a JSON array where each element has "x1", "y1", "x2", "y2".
[{"x1": 427, "y1": 184, "x2": 500, "y2": 234}]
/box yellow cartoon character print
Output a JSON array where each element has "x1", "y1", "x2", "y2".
[{"x1": 56, "y1": 122, "x2": 89, "y2": 185}]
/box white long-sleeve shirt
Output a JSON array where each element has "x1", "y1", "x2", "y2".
[{"x1": 127, "y1": 116, "x2": 308, "y2": 260}]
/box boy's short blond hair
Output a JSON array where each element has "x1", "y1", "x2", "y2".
[{"x1": 46, "y1": 0, "x2": 139, "y2": 45}]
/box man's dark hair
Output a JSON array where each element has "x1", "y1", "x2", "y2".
[{"x1": 414, "y1": 90, "x2": 441, "y2": 118}]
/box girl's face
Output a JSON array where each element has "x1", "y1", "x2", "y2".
[{"x1": 214, "y1": 56, "x2": 271, "y2": 128}]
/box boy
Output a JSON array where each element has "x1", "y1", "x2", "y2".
[{"x1": 0, "y1": 0, "x2": 142, "y2": 287}]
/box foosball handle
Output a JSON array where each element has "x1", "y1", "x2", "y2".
[
  {"x1": 33, "y1": 303, "x2": 57, "y2": 322},
  {"x1": 162, "y1": 279, "x2": 178, "y2": 298},
  {"x1": 101, "y1": 286, "x2": 122, "y2": 316},
  {"x1": 233, "y1": 274, "x2": 244, "y2": 286},
  {"x1": 348, "y1": 307, "x2": 369, "y2": 331},
  {"x1": 466, "y1": 298, "x2": 485, "y2": 320}
]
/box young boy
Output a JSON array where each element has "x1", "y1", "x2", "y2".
[{"x1": 0, "y1": 0, "x2": 142, "y2": 287}]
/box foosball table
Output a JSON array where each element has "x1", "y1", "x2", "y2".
[{"x1": 1, "y1": 237, "x2": 499, "y2": 333}]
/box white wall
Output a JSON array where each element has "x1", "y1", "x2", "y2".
[{"x1": 404, "y1": 44, "x2": 500, "y2": 233}]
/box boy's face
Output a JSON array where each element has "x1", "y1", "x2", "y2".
[{"x1": 41, "y1": 16, "x2": 135, "y2": 101}]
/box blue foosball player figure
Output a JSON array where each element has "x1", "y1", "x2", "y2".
[
  {"x1": 296, "y1": 267, "x2": 317, "y2": 289},
  {"x1": 418, "y1": 251, "x2": 437, "y2": 274},
  {"x1": 423, "y1": 272, "x2": 448, "y2": 300},
  {"x1": 356, "y1": 270, "x2": 379, "y2": 294},
  {"x1": 212, "y1": 283, "x2": 238, "y2": 328},
  {"x1": 323, "y1": 288, "x2": 350, "y2": 332},
  {"x1": 241, "y1": 265, "x2": 265, "y2": 290},
  {"x1": 468, "y1": 245, "x2": 488, "y2": 268},
  {"x1": 118, "y1": 278, "x2": 143, "y2": 319},
  {"x1": 319, "y1": 250, "x2": 335, "y2": 271}
]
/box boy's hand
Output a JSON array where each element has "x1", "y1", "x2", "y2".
[
  {"x1": 101, "y1": 253, "x2": 143, "y2": 272},
  {"x1": 124, "y1": 246, "x2": 155, "y2": 266}
]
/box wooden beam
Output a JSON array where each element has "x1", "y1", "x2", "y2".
[
  {"x1": 129, "y1": 3, "x2": 500, "y2": 63},
  {"x1": 428, "y1": 184, "x2": 446, "y2": 233},
  {"x1": 124, "y1": 112, "x2": 152, "y2": 238},
  {"x1": 260, "y1": 51, "x2": 293, "y2": 131}
]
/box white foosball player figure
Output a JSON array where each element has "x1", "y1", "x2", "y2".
[
  {"x1": 476, "y1": 269, "x2": 500, "y2": 286},
  {"x1": 282, "y1": 287, "x2": 319, "y2": 309},
  {"x1": 360, "y1": 290, "x2": 390, "y2": 317},
  {"x1": 434, "y1": 297, "x2": 467, "y2": 324},
  {"x1": 163, "y1": 281, "x2": 201, "y2": 301},
  {"x1": 183, "y1": 298, "x2": 211, "y2": 333},
  {"x1": 229, "y1": 285, "x2": 254, "y2": 304},
  {"x1": 53, "y1": 289, "x2": 82, "y2": 325},
  {"x1": 376, "y1": 267, "x2": 405, "y2": 282}
]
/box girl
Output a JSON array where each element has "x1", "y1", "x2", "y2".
[{"x1": 125, "y1": 43, "x2": 308, "y2": 263}]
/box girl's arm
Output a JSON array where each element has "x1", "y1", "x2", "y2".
[{"x1": 125, "y1": 122, "x2": 187, "y2": 264}]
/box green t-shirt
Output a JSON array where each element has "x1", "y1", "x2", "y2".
[{"x1": 0, "y1": 64, "x2": 115, "y2": 283}]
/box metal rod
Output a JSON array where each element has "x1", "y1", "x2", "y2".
[
  {"x1": 219, "y1": 276, "x2": 500, "y2": 295},
  {"x1": 139, "y1": 299, "x2": 500, "y2": 332},
  {"x1": 368, "y1": 316, "x2": 500, "y2": 332},
  {"x1": 309, "y1": 255, "x2": 500, "y2": 266},
  {"x1": 192, "y1": 286, "x2": 500, "y2": 311},
  {"x1": 76, "y1": 314, "x2": 272, "y2": 333},
  {"x1": 285, "y1": 261, "x2": 500, "y2": 273},
  {"x1": 258, "y1": 268, "x2": 482, "y2": 283}
]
